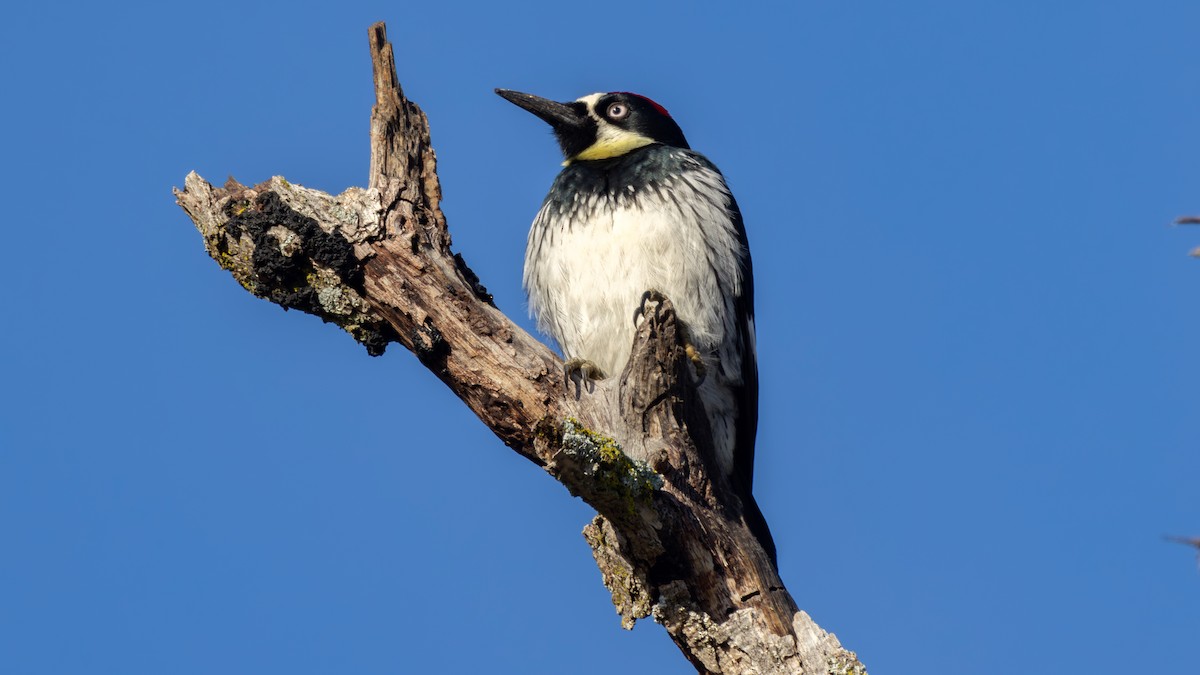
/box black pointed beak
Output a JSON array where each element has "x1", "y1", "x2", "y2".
[{"x1": 495, "y1": 89, "x2": 588, "y2": 131}]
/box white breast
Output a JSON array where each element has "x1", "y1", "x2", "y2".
[{"x1": 523, "y1": 152, "x2": 751, "y2": 474}]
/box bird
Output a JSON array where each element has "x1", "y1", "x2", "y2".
[
  {"x1": 495, "y1": 88, "x2": 776, "y2": 565},
  {"x1": 1165, "y1": 535, "x2": 1200, "y2": 570}
]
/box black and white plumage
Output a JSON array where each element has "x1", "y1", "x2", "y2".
[{"x1": 496, "y1": 89, "x2": 775, "y2": 564}]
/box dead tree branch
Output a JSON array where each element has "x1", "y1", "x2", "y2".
[{"x1": 172, "y1": 22, "x2": 863, "y2": 674}]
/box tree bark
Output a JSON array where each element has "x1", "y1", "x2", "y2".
[{"x1": 173, "y1": 22, "x2": 866, "y2": 675}]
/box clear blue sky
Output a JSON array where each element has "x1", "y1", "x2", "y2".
[{"x1": 2, "y1": 2, "x2": 1197, "y2": 673}]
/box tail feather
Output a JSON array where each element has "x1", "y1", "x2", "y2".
[{"x1": 738, "y1": 483, "x2": 777, "y2": 568}]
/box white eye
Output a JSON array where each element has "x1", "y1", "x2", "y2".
[{"x1": 606, "y1": 102, "x2": 629, "y2": 120}]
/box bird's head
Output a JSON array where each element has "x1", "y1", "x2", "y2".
[{"x1": 495, "y1": 89, "x2": 690, "y2": 164}]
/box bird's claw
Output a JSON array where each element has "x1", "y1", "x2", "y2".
[
  {"x1": 564, "y1": 357, "x2": 605, "y2": 397},
  {"x1": 685, "y1": 343, "x2": 708, "y2": 385},
  {"x1": 634, "y1": 289, "x2": 668, "y2": 327}
]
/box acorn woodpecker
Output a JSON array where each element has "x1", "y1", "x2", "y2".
[{"x1": 496, "y1": 89, "x2": 775, "y2": 565}]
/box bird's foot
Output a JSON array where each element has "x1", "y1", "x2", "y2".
[
  {"x1": 684, "y1": 343, "x2": 708, "y2": 385},
  {"x1": 564, "y1": 357, "x2": 606, "y2": 397},
  {"x1": 634, "y1": 289, "x2": 668, "y2": 327}
]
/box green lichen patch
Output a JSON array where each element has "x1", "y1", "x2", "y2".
[
  {"x1": 561, "y1": 418, "x2": 662, "y2": 508},
  {"x1": 827, "y1": 652, "x2": 868, "y2": 675},
  {"x1": 583, "y1": 516, "x2": 653, "y2": 630}
]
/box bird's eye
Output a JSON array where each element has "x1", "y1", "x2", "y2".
[{"x1": 606, "y1": 102, "x2": 629, "y2": 120}]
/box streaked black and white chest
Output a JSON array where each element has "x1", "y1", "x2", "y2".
[{"x1": 523, "y1": 144, "x2": 750, "y2": 383}]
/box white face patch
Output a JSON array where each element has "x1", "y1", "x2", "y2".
[{"x1": 566, "y1": 93, "x2": 654, "y2": 164}]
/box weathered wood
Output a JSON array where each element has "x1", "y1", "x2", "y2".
[{"x1": 173, "y1": 21, "x2": 865, "y2": 674}]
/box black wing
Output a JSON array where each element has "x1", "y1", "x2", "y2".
[{"x1": 727, "y1": 195, "x2": 777, "y2": 567}]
